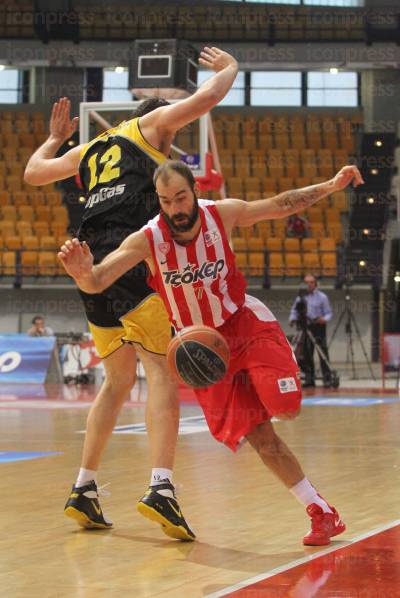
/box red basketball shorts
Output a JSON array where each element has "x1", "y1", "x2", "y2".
[{"x1": 194, "y1": 295, "x2": 302, "y2": 451}]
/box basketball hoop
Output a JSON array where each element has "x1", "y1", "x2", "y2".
[{"x1": 194, "y1": 152, "x2": 223, "y2": 192}]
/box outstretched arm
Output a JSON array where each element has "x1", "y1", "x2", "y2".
[
  {"x1": 217, "y1": 166, "x2": 364, "y2": 229},
  {"x1": 24, "y1": 97, "x2": 83, "y2": 185},
  {"x1": 139, "y1": 47, "x2": 238, "y2": 143},
  {"x1": 58, "y1": 231, "x2": 151, "y2": 293}
]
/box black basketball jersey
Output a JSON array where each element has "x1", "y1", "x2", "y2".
[{"x1": 78, "y1": 118, "x2": 166, "y2": 230}]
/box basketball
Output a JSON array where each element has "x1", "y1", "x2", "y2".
[{"x1": 166, "y1": 325, "x2": 230, "y2": 388}]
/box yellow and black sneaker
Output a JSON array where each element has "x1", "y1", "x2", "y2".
[
  {"x1": 64, "y1": 481, "x2": 113, "y2": 529},
  {"x1": 137, "y1": 480, "x2": 195, "y2": 541}
]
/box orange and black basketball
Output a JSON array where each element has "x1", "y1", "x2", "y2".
[{"x1": 166, "y1": 325, "x2": 230, "y2": 388}]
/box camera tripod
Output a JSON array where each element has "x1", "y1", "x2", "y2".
[
  {"x1": 291, "y1": 322, "x2": 340, "y2": 389},
  {"x1": 328, "y1": 288, "x2": 375, "y2": 380}
]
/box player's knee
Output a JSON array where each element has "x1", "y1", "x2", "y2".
[
  {"x1": 104, "y1": 371, "x2": 136, "y2": 397},
  {"x1": 276, "y1": 407, "x2": 301, "y2": 420}
]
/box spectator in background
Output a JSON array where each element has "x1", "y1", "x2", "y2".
[
  {"x1": 27, "y1": 315, "x2": 54, "y2": 337},
  {"x1": 286, "y1": 213, "x2": 310, "y2": 239},
  {"x1": 289, "y1": 274, "x2": 332, "y2": 388}
]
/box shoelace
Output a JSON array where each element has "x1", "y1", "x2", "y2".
[{"x1": 97, "y1": 482, "x2": 111, "y2": 498}]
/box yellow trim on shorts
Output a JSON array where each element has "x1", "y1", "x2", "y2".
[{"x1": 88, "y1": 294, "x2": 172, "y2": 359}]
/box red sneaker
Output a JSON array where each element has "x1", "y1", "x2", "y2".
[{"x1": 303, "y1": 503, "x2": 346, "y2": 546}]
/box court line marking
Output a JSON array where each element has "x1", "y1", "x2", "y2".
[{"x1": 203, "y1": 518, "x2": 400, "y2": 598}]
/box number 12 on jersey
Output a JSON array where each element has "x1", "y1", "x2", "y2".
[{"x1": 87, "y1": 145, "x2": 121, "y2": 191}]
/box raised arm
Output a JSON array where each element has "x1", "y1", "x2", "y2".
[
  {"x1": 58, "y1": 230, "x2": 151, "y2": 293},
  {"x1": 24, "y1": 97, "x2": 83, "y2": 185},
  {"x1": 139, "y1": 47, "x2": 238, "y2": 142},
  {"x1": 216, "y1": 166, "x2": 364, "y2": 230}
]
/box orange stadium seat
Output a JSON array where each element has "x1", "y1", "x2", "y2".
[
  {"x1": 35, "y1": 206, "x2": 51, "y2": 222},
  {"x1": 32, "y1": 221, "x2": 50, "y2": 237},
  {"x1": 5, "y1": 235, "x2": 22, "y2": 250},
  {"x1": 285, "y1": 253, "x2": 302, "y2": 277},
  {"x1": 18, "y1": 205, "x2": 34, "y2": 222},
  {"x1": 248, "y1": 237, "x2": 264, "y2": 251},
  {"x1": 248, "y1": 252, "x2": 265, "y2": 276},
  {"x1": 40, "y1": 236, "x2": 58, "y2": 250},
  {"x1": 1, "y1": 251, "x2": 16, "y2": 276},
  {"x1": 23, "y1": 236, "x2": 40, "y2": 250},
  {"x1": 0, "y1": 191, "x2": 9, "y2": 205},
  {"x1": 235, "y1": 252, "x2": 248, "y2": 271},
  {"x1": 232, "y1": 237, "x2": 247, "y2": 251},
  {"x1": 13, "y1": 191, "x2": 29, "y2": 206},
  {"x1": 302, "y1": 238, "x2": 318, "y2": 252},
  {"x1": 20, "y1": 251, "x2": 38, "y2": 275},
  {"x1": 2, "y1": 206, "x2": 17, "y2": 221},
  {"x1": 268, "y1": 253, "x2": 284, "y2": 276},
  {"x1": 38, "y1": 252, "x2": 57, "y2": 276},
  {"x1": 321, "y1": 252, "x2": 337, "y2": 276},
  {"x1": 16, "y1": 221, "x2": 33, "y2": 237},
  {"x1": 266, "y1": 238, "x2": 282, "y2": 252},
  {"x1": 284, "y1": 238, "x2": 301, "y2": 252},
  {"x1": 303, "y1": 252, "x2": 321, "y2": 273},
  {"x1": 320, "y1": 238, "x2": 337, "y2": 252}
]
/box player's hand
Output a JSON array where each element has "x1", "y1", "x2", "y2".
[
  {"x1": 58, "y1": 238, "x2": 94, "y2": 281},
  {"x1": 49, "y1": 97, "x2": 79, "y2": 142},
  {"x1": 331, "y1": 165, "x2": 364, "y2": 192},
  {"x1": 199, "y1": 47, "x2": 238, "y2": 73}
]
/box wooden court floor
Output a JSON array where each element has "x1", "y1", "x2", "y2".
[{"x1": 1, "y1": 383, "x2": 399, "y2": 597}]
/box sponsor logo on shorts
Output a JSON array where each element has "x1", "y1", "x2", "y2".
[
  {"x1": 86, "y1": 184, "x2": 126, "y2": 209},
  {"x1": 278, "y1": 377, "x2": 297, "y2": 393},
  {"x1": 162, "y1": 259, "x2": 224, "y2": 287},
  {"x1": 204, "y1": 229, "x2": 221, "y2": 247}
]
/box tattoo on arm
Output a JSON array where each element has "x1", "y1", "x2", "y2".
[{"x1": 274, "y1": 183, "x2": 332, "y2": 214}]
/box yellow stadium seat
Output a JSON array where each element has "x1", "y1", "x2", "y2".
[
  {"x1": 284, "y1": 253, "x2": 302, "y2": 277},
  {"x1": 331, "y1": 191, "x2": 348, "y2": 211},
  {"x1": 278, "y1": 177, "x2": 294, "y2": 192},
  {"x1": 232, "y1": 237, "x2": 247, "y2": 251},
  {"x1": 23, "y1": 236, "x2": 39, "y2": 250},
  {"x1": 38, "y1": 252, "x2": 57, "y2": 276},
  {"x1": 248, "y1": 252, "x2": 265, "y2": 276},
  {"x1": 35, "y1": 205, "x2": 51, "y2": 222},
  {"x1": 235, "y1": 252, "x2": 248, "y2": 271},
  {"x1": 321, "y1": 252, "x2": 337, "y2": 276},
  {"x1": 307, "y1": 208, "x2": 324, "y2": 223},
  {"x1": 18, "y1": 205, "x2": 34, "y2": 222},
  {"x1": 46, "y1": 191, "x2": 62, "y2": 206},
  {"x1": 6, "y1": 176, "x2": 22, "y2": 191},
  {"x1": 30, "y1": 191, "x2": 45, "y2": 207},
  {"x1": 248, "y1": 237, "x2": 265, "y2": 251},
  {"x1": 32, "y1": 221, "x2": 50, "y2": 237},
  {"x1": 268, "y1": 253, "x2": 284, "y2": 276},
  {"x1": 40, "y1": 236, "x2": 58, "y2": 250},
  {"x1": 303, "y1": 252, "x2": 321, "y2": 273},
  {"x1": 310, "y1": 223, "x2": 326, "y2": 238},
  {"x1": 21, "y1": 251, "x2": 39, "y2": 275},
  {"x1": 2, "y1": 251, "x2": 16, "y2": 276},
  {"x1": 320, "y1": 238, "x2": 336, "y2": 252},
  {"x1": 302, "y1": 238, "x2": 318, "y2": 252},
  {"x1": 325, "y1": 208, "x2": 341, "y2": 224},
  {"x1": 5, "y1": 235, "x2": 22, "y2": 250},
  {"x1": 0, "y1": 191, "x2": 9, "y2": 205},
  {"x1": 291, "y1": 135, "x2": 307, "y2": 150},
  {"x1": 252, "y1": 161, "x2": 268, "y2": 179},
  {"x1": 2, "y1": 206, "x2": 17, "y2": 221},
  {"x1": 0, "y1": 222, "x2": 16, "y2": 237},
  {"x1": 16, "y1": 221, "x2": 33, "y2": 237},
  {"x1": 262, "y1": 178, "x2": 278, "y2": 194},
  {"x1": 227, "y1": 177, "x2": 243, "y2": 196},
  {"x1": 266, "y1": 238, "x2": 282, "y2": 252},
  {"x1": 244, "y1": 177, "x2": 261, "y2": 194},
  {"x1": 284, "y1": 238, "x2": 301, "y2": 252},
  {"x1": 13, "y1": 191, "x2": 29, "y2": 206}
]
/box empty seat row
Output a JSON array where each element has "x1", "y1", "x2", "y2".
[
  {"x1": 235, "y1": 251, "x2": 337, "y2": 277},
  {"x1": 233, "y1": 237, "x2": 337, "y2": 253}
]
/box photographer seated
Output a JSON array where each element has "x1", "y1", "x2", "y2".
[{"x1": 289, "y1": 274, "x2": 333, "y2": 388}]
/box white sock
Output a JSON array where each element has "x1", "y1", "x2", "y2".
[
  {"x1": 150, "y1": 468, "x2": 174, "y2": 498},
  {"x1": 290, "y1": 477, "x2": 333, "y2": 513},
  {"x1": 76, "y1": 468, "x2": 97, "y2": 488}
]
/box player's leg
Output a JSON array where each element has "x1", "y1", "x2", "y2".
[
  {"x1": 64, "y1": 323, "x2": 136, "y2": 528},
  {"x1": 64, "y1": 343, "x2": 137, "y2": 529},
  {"x1": 245, "y1": 320, "x2": 345, "y2": 546},
  {"x1": 135, "y1": 347, "x2": 195, "y2": 541}
]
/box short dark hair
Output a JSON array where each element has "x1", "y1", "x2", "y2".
[
  {"x1": 131, "y1": 97, "x2": 170, "y2": 118},
  {"x1": 153, "y1": 160, "x2": 196, "y2": 190},
  {"x1": 32, "y1": 315, "x2": 44, "y2": 324}
]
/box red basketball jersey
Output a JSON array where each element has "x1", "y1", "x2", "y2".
[{"x1": 143, "y1": 200, "x2": 249, "y2": 329}]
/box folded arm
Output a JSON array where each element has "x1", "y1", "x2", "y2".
[{"x1": 58, "y1": 231, "x2": 151, "y2": 294}]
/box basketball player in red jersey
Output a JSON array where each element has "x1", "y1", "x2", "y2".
[
  {"x1": 25, "y1": 47, "x2": 238, "y2": 540},
  {"x1": 59, "y1": 160, "x2": 364, "y2": 545}
]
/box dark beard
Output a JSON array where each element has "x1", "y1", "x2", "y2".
[{"x1": 161, "y1": 197, "x2": 199, "y2": 234}]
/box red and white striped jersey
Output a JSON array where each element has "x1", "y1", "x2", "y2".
[{"x1": 143, "y1": 200, "x2": 248, "y2": 330}]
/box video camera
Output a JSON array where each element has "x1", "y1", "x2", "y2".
[{"x1": 295, "y1": 284, "x2": 309, "y2": 329}]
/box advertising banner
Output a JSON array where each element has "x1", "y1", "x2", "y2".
[{"x1": 0, "y1": 335, "x2": 56, "y2": 384}]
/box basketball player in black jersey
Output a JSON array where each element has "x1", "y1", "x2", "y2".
[{"x1": 24, "y1": 47, "x2": 238, "y2": 540}]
